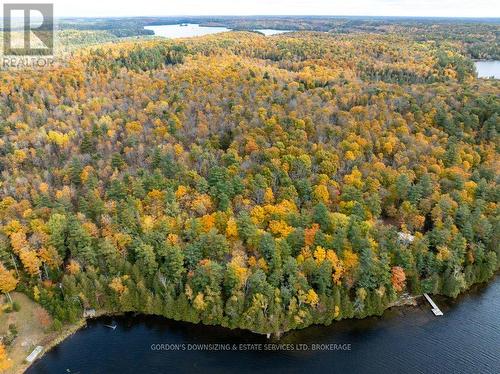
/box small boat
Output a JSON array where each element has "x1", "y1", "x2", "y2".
[
  {"x1": 104, "y1": 324, "x2": 117, "y2": 330},
  {"x1": 180, "y1": 23, "x2": 189, "y2": 27}
]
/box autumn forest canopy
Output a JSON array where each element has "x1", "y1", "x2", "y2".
[{"x1": 0, "y1": 28, "x2": 498, "y2": 336}]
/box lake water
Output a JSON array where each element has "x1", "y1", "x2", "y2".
[
  {"x1": 27, "y1": 277, "x2": 500, "y2": 374},
  {"x1": 144, "y1": 24, "x2": 232, "y2": 38},
  {"x1": 254, "y1": 29, "x2": 292, "y2": 36},
  {"x1": 475, "y1": 60, "x2": 500, "y2": 79},
  {"x1": 145, "y1": 24, "x2": 291, "y2": 38}
]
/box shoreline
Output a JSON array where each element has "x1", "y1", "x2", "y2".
[
  {"x1": 14, "y1": 319, "x2": 86, "y2": 374},
  {"x1": 17, "y1": 294, "x2": 419, "y2": 372},
  {"x1": 18, "y1": 274, "x2": 498, "y2": 373},
  {"x1": 14, "y1": 310, "x2": 120, "y2": 374}
]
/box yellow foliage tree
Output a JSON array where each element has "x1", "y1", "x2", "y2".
[
  {"x1": 19, "y1": 249, "x2": 41, "y2": 277},
  {"x1": 313, "y1": 246, "x2": 326, "y2": 264},
  {"x1": 110, "y1": 276, "x2": 128, "y2": 295},
  {"x1": 9, "y1": 230, "x2": 28, "y2": 254},
  {"x1": 0, "y1": 263, "x2": 18, "y2": 303},
  {"x1": 193, "y1": 293, "x2": 207, "y2": 311},
  {"x1": 0, "y1": 343, "x2": 13, "y2": 372},
  {"x1": 257, "y1": 258, "x2": 269, "y2": 272},
  {"x1": 268, "y1": 220, "x2": 293, "y2": 238},
  {"x1": 39, "y1": 246, "x2": 63, "y2": 269},
  {"x1": 306, "y1": 289, "x2": 319, "y2": 307},
  {"x1": 201, "y1": 214, "x2": 216, "y2": 232},
  {"x1": 343, "y1": 249, "x2": 359, "y2": 271},
  {"x1": 225, "y1": 217, "x2": 238, "y2": 239},
  {"x1": 264, "y1": 187, "x2": 275, "y2": 204},
  {"x1": 66, "y1": 260, "x2": 81, "y2": 275},
  {"x1": 191, "y1": 194, "x2": 212, "y2": 215},
  {"x1": 250, "y1": 205, "x2": 266, "y2": 225},
  {"x1": 47, "y1": 130, "x2": 70, "y2": 147},
  {"x1": 326, "y1": 250, "x2": 344, "y2": 285},
  {"x1": 343, "y1": 167, "x2": 363, "y2": 189},
  {"x1": 313, "y1": 184, "x2": 330, "y2": 204},
  {"x1": 175, "y1": 185, "x2": 188, "y2": 199}
]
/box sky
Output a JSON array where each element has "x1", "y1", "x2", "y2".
[{"x1": 2, "y1": 0, "x2": 500, "y2": 18}]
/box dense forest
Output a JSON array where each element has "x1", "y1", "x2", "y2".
[
  {"x1": 57, "y1": 16, "x2": 500, "y2": 59},
  {"x1": 0, "y1": 31, "x2": 498, "y2": 339},
  {"x1": 204, "y1": 17, "x2": 500, "y2": 59}
]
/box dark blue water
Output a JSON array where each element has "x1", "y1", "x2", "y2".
[{"x1": 27, "y1": 277, "x2": 500, "y2": 374}]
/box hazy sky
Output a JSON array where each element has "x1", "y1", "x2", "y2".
[{"x1": 6, "y1": 0, "x2": 500, "y2": 18}]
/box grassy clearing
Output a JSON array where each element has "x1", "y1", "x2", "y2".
[{"x1": 0, "y1": 293, "x2": 83, "y2": 374}]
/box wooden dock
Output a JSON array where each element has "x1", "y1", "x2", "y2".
[
  {"x1": 423, "y1": 293, "x2": 443, "y2": 316},
  {"x1": 26, "y1": 346, "x2": 43, "y2": 363}
]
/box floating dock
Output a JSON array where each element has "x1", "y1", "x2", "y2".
[{"x1": 423, "y1": 293, "x2": 443, "y2": 316}]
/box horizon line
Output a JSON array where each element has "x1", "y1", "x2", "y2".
[
  {"x1": 56, "y1": 14, "x2": 500, "y2": 18},
  {"x1": 52, "y1": 14, "x2": 500, "y2": 21}
]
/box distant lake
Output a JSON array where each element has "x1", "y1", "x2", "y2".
[
  {"x1": 145, "y1": 24, "x2": 292, "y2": 38},
  {"x1": 254, "y1": 29, "x2": 293, "y2": 36},
  {"x1": 145, "y1": 24, "x2": 232, "y2": 38},
  {"x1": 475, "y1": 60, "x2": 500, "y2": 79},
  {"x1": 27, "y1": 277, "x2": 500, "y2": 374}
]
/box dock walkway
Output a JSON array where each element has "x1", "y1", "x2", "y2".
[{"x1": 423, "y1": 293, "x2": 443, "y2": 316}]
